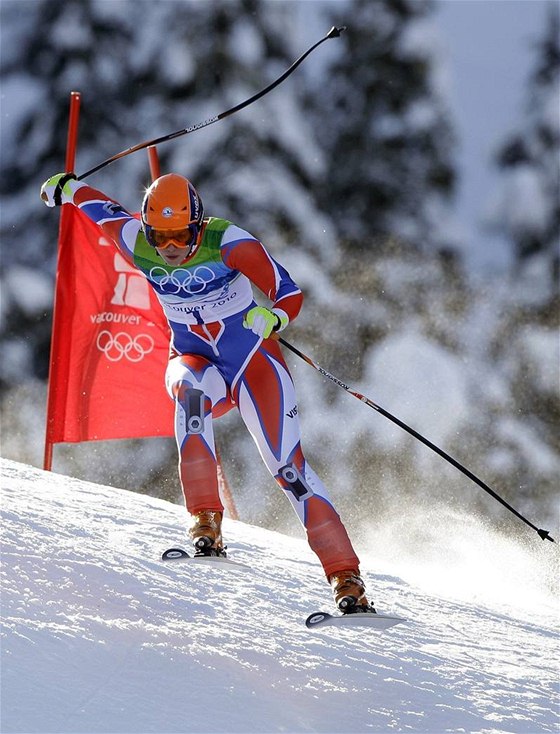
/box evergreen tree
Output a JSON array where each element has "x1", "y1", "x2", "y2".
[
  {"x1": 479, "y1": 5, "x2": 560, "y2": 518},
  {"x1": 293, "y1": 0, "x2": 462, "y2": 394},
  {"x1": 313, "y1": 0, "x2": 456, "y2": 253},
  {"x1": 488, "y1": 3, "x2": 559, "y2": 268}
]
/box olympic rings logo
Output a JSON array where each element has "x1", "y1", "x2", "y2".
[
  {"x1": 96, "y1": 331, "x2": 155, "y2": 362},
  {"x1": 149, "y1": 265, "x2": 216, "y2": 295}
]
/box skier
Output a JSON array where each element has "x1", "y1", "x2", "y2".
[{"x1": 41, "y1": 171, "x2": 375, "y2": 614}]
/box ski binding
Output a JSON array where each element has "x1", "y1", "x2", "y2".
[
  {"x1": 305, "y1": 610, "x2": 406, "y2": 630},
  {"x1": 161, "y1": 547, "x2": 251, "y2": 572}
]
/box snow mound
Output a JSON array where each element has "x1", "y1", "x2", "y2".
[{"x1": 1, "y1": 458, "x2": 558, "y2": 733}]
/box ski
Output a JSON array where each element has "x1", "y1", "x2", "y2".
[
  {"x1": 161, "y1": 547, "x2": 251, "y2": 572},
  {"x1": 305, "y1": 611, "x2": 406, "y2": 630}
]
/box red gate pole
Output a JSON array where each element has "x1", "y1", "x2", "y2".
[
  {"x1": 43, "y1": 91, "x2": 81, "y2": 471},
  {"x1": 147, "y1": 146, "x2": 161, "y2": 181}
]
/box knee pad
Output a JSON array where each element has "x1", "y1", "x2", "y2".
[
  {"x1": 176, "y1": 384, "x2": 205, "y2": 434},
  {"x1": 279, "y1": 464, "x2": 314, "y2": 502}
]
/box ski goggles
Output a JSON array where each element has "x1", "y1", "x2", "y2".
[{"x1": 144, "y1": 224, "x2": 199, "y2": 250}]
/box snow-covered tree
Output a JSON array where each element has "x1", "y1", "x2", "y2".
[
  {"x1": 478, "y1": 5, "x2": 560, "y2": 517},
  {"x1": 487, "y1": 4, "x2": 559, "y2": 268},
  {"x1": 312, "y1": 0, "x2": 456, "y2": 253}
]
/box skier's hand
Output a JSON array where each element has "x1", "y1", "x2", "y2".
[
  {"x1": 243, "y1": 306, "x2": 288, "y2": 339},
  {"x1": 40, "y1": 172, "x2": 77, "y2": 207}
]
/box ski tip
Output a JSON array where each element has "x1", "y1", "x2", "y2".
[
  {"x1": 306, "y1": 612, "x2": 331, "y2": 629},
  {"x1": 161, "y1": 548, "x2": 190, "y2": 561}
]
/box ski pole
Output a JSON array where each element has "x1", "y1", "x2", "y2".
[
  {"x1": 278, "y1": 337, "x2": 555, "y2": 543},
  {"x1": 76, "y1": 26, "x2": 345, "y2": 181}
]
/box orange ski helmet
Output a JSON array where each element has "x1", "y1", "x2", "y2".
[{"x1": 141, "y1": 173, "x2": 204, "y2": 252}]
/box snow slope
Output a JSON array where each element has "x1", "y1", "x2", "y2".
[{"x1": 1, "y1": 458, "x2": 558, "y2": 734}]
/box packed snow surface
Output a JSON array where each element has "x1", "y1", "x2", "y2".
[{"x1": 1, "y1": 458, "x2": 558, "y2": 734}]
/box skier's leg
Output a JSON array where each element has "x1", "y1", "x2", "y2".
[
  {"x1": 234, "y1": 340, "x2": 360, "y2": 578},
  {"x1": 165, "y1": 354, "x2": 229, "y2": 515}
]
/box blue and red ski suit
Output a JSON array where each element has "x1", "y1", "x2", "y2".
[{"x1": 59, "y1": 179, "x2": 360, "y2": 578}]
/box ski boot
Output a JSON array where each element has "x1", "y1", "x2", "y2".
[
  {"x1": 329, "y1": 569, "x2": 377, "y2": 614},
  {"x1": 188, "y1": 510, "x2": 226, "y2": 557}
]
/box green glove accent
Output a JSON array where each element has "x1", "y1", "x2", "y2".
[
  {"x1": 243, "y1": 306, "x2": 288, "y2": 339},
  {"x1": 40, "y1": 172, "x2": 77, "y2": 207}
]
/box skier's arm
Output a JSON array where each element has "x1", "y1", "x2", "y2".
[
  {"x1": 221, "y1": 227, "x2": 303, "y2": 328},
  {"x1": 40, "y1": 173, "x2": 141, "y2": 264}
]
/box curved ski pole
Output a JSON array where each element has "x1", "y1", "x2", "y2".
[
  {"x1": 77, "y1": 26, "x2": 345, "y2": 181},
  {"x1": 278, "y1": 337, "x2": 555, "y2": 543}
]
